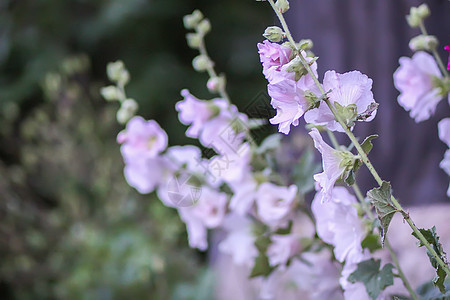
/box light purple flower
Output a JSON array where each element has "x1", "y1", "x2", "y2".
[
  {"x1": 255, "y1": 182, "x2": 297, "y2": 227},
  {"x1": 311, "y1": 187, "x2": 367, "y2": 263},
  {"x1": 176, "y1": 89, "x2": 228, "y2": 138},
  {"x1": 257, "y1": 40, "x2": 292, "y2": 82},
  {"x1": 229, "y1": 174, "x2": 257, "y2": 215},
  {"x1": 268, "y1": 72, "x2": 320, "y2": 134},
  {"x1": 304, "y1": 70, "x2": 377, "y2": 132},
  {"x1": 393, "y1": 51, "x2": 444, "y2": 122},
  {"x1": 123, "y1": 157, "x2": 168, "y2": 194},
  {"x1": 117, "y1": 116, "x2": 168, "y2": 163},
  {"x1": 309, "y1": 128, "x2": 346, "y2": 203},
  {"x1": 208, "y1": 143, "x2": 251, "y2": 186},
  {"x1": 267, "y1": 234, "x2": 300, "y2": 268},
  {"x1": 438, "y1": 118, "x2": 450, "y2": 197},
  {"x1": 218, "y1": 214, "x2": 258, "y2": 267}
]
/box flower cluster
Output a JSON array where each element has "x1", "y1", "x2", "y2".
[{"x1": 103, "y1": 2, "x2": 450, "y2": 300}]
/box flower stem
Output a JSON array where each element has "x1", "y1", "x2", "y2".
[
  {"x1": 418, "y1": 21, "x2": 449, "y2": 79},
  {"x1": 266, "y1": 0, "x2": 450, "y2": 278},
  {"x1": 198, "y1": 38, "x2": 231, "y2": 103}
]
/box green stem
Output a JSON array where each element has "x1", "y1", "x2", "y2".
[
  {"x1": 267, "y1": 0, "x2": 450, "y2": 278},
  {"x1": 198, "y1": 39, "x2": 231, "y2": 103},
  {"x1": 418, "y1": 21, "x2": 449, "y2": 79}
]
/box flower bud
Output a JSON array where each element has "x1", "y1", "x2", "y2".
[
  {"x1": 409, "y1": 35, "x2": 438, "y2": 51},
  {"x1": 183, "y1": 10, "x2": 203, "y2": 30},
  {"x1": 285, "y1": 56, "x2": 307, "y2": 80},
  {"x1": 416, "y1": 3, "x2": 430, "y2": 19},
  {"x1": 197, "y1": 19, "x2": 211, "y2": 35},
  {"x1": 263, "y1": 26, "x2": 284, "y2": 42},
  {"x1": 207, "y1": 76, "x2": 225, "y2": 93},
  {"x1": 101, "y1": 85, "x2": 122, "y2": 101},
  {"x1": 298, "y1": 39, "x2": 314, "y2": 50},
  {"x1": 192, "y1": 55, "x2": 213, "y2": 72},
  {"x1": 107, "y1": 61, "x2": 125, "y2": 82},
  {"x1": 186, "y1": 33, "x2": 202, "y2": 49},
  {"x1": 275, "y1": 0, "x2": 290, "y2": 13},
  {"x1": 116, "y1": 99, "x2": 138, "y2": 124}
]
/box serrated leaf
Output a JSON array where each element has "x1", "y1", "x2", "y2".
[
  {"x1": 412, "y1": 226, "x2": 448, "y2": 293},
  {"x1": 367, "y1": 181, "x2": 397, "y2": 247},
  {"x1": 361, "y1": 134, "x2": 379, "y2": 155},
  {"x1": 361, "y1": 233, "x2": 382, "y2": 253},
  {"x1": 348, "y1": 259, "x2": 395, "y2": 300}
]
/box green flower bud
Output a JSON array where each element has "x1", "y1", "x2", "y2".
[
  {"x1": 298, "y1": 39, "x2": 314, "y2": 50},
  {"x1": 275, "y1": 0, "x2": 290, "y2": 13},
  {"x1": 186, "y1": 33, "x2": 202, "y2": 49},
  {"x1": 197, "y1": 19, "x2": 211, "y2": 35},
  {"x1": 334, "y1": 102, "x2": 358, "y2": 128},
  {"x1": 107, "y1": 60, "x2": 130, "y2": 85},
  {"x1": 192, "y1": 55, "x2": 213, "y2": 72},
  {"x1": 183, "y1": 10, "x2": 204, "y2": 30},
  {"x1": 285, "y1": 56, "x2": 307, "y2": 80},
  {"x1": 101, "y1": 85, "x2": 122, "y2": 101},
  {"x1": 116, "y1": 99, "x2": 138, "y2": 124},
  {"x1": 263, "y1": 26, "x2": 284, "y2": 42},
  {"x1": 409, "y1": 35, "x2": 438, "y2": 51},
  {"x1": 416, "y1": 3, "x2": 430, "y2": 19}
]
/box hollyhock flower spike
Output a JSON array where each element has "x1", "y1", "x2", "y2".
[
  {"x1": 304, "y1": 70, "x2": 377, "y2": 132},
  {"x1": 117, "y1": 116, "x2": 168, "y2": 163},
  {"x1": 393, "y1": 51, "x2": 445, "y2": 122},
  {"x1": 309, "y1": 128, "x2": 351, "y2": 203}
]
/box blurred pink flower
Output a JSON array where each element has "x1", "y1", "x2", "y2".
[
  {"x1": 267, "y1": 234, "x2": 300, "y2": 268},
  {"x1": 123, "y1": 157, "x2": 168, "y2": 194},
  {"x1": 311, "y1": 186, "x2": 367, "y2": 263},
  {"x1": 117, "y1": 116, "x2": 168, "y2": 163},
  {"x1": 304, "y1": 70, "x2": 377, "y2": 132},
  {"x1": 393, "y1": 51, "x2": 444, "y2": 122},
  {"x1": 255, "y1": 182, "x2": 297, "y2": 227}
]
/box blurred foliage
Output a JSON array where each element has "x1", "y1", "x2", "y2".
[{"x1": 0, "y1": 0, "x2": 270, "y2": 298}]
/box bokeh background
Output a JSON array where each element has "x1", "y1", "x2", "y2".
[{"x1": 0, "y1": 0, "x2": 448, "y2": 299}]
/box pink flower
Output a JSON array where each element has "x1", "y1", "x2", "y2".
[
  {"x1": 304, "y1": 70, "x2": 377, "y2": 132},
  {"x1": 311, "y1": 187, "x2": 367, "y2": 262},
  {"x1": 229, "y1": 174, "x2": 257, "y2": 215},
  {"x1": 123, "y1": 157, "x2": 168, "y2": 194},
  {"x1": 309, "y1": 128, "x2": 346, "y2": 203},
  {"x1": 177, "y1": 186, "x2": 228, "y2": 250},
  {"x1": 117, "y1": 116, "x2": 168, "y2": 163},
  {"x1": 257, "y1": 40, "x2": 292, "y2": 82},
  {"x1": 393, "y1": 51, "x2": 444, "y2": 122},
  {"x1": 268, "y1": 70, "x2": 320, "y2": 134},
  {"x1": 267, "y1": 234, "x2": 300, "y2": 268},
  {"x1": 438, "y1": 118, "x2": 450, "y2": 196},
  {"x1": 255, "y1": 182, "x2": 297, "y2": 227},
  {"x1": 176, "y1": 89, "x2": 228, "y2": 138},
  {"x1": 218, "y1": 214, "x2": 258, "y2": 267}
]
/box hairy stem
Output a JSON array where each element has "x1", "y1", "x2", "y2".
[{"x1": 267, "y1": 0, "x2": 450, "y2": 277}]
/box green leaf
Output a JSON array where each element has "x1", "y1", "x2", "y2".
[
  {"x1": 249, "y1": 235, "x2": 275, "y2": 278},
  {"x1": 344, "y1": 169, "x2": 356, "y2": 185},
  {"x1": 348, "y1": 259, "x2": 395, "y2": 300},
  {"x1": 416, "y1": 279, "x2": 450, "y2": 300},
  {"x1": 361, "y1": 233, "x2": 382, "y2": 253},
  {"x1": 361, "y1": 134, "x2": 379, "y2": 155},
  {"x1": 293, "y1": 147, "x2": 321, "y2": 194},
  {"x1": 274, "y1": 220, "x2": 293, "y2": 235},
  {"x1": 367, "y1": 181, "x2": 397, "y2": 247},
  {"x1": 412, "y1": 226, "x2": 448, "y2": 293}
]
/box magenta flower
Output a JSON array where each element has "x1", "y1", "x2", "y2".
[
  {"x1": 393, "y1": 51, "x2": 444, "y2": 122},
  {"x1": 304, "y1": 70, "x2": 377, "y2": 132},
  {"x1": 257, "y1": 40, "x2": 292, "y2": 82},
  {"x1": 117, "y1": 116, "x2": 168, "y2": 164}
]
